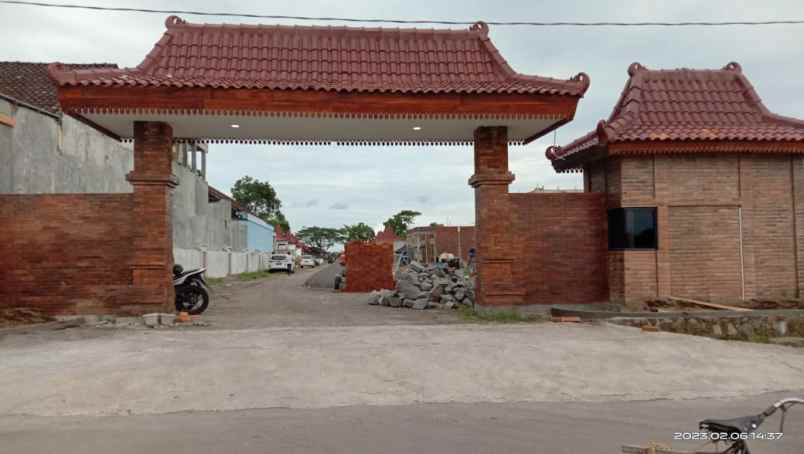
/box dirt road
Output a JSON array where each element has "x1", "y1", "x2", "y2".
[{"x1": 201, "y1": 265, "x2": 461, "y2": 329}]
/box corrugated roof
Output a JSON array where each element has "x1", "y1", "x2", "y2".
[
  {"x1": 49, "y1": 16, "x2": 588, "y2": 96},
  {"x1": 548, "y1": 62, "x2": 804, "y2": 171}
]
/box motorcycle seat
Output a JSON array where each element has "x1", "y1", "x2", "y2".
[
  {"x1": 699, "y1": 414, "x2": 763, "y2": 435},
  {"x1": 174, "y1": 269, "x2": 199, "y2": 279}
]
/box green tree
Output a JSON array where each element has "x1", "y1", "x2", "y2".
[
  {"x1": 231, "y1": 176, "x2": 287, "y2": 229},
  {"x1": 231, "y1": 176, "x2": 281, "y2": 219},
  {"x1": 383, "y1": 210, "x2": 421, "y2": 238},
  {"x1": 297, "y1": 226, "x2": 343, "y2": 252},
  {"x1": 265, "y1": 210, "x2": 290, "y2": 233},
  {"x1": 340, "y1": 223, "x2": 375, "y2": 242}
]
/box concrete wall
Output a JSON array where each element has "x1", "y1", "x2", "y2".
[
  {"x1": 174, "y1": 247, "x2": 204, "y2": 271},
  {"x1": 174, "y1": 248, "x2": 266, "y2": 278},
  {"x1": 589, "y1": 154, "x2": 804, "y2": 303},
  {"x1": 0, "y1": 97, "x2": 133, "y2": 194},
  {"x1": 171, "y1": 161, "x2": 250, "y2": 253},
  {"x1": 171, "y1": 161, "x2": 209, "y2": 249}
]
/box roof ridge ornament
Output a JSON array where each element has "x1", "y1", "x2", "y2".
[
  {"x1": 572, "y1": 72, "x2": 591, "y2": 92},
  {"x1": 723, "y1": 61, "x2": 742, "y2": 73},
  {"x1": 470, "y1": 21, "x2": 489, "y2": 36},
  {"x1": 627, "y1": 62, "x2": 646, "y2": 77},
  {"x1": 165, "y1": 15, "x2": 186, "y2": 28},
  {"x1": 596, "y1": 120, "x2": 609, "y2": 143},
  {"x1": 545, "y1": 145, "x2": 561, "y2": 160}
]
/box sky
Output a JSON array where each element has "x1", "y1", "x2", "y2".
[{"x1": 2, "y1": 0, "x2": 804, "y2": 232}]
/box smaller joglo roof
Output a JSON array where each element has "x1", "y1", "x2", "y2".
[
  {"x1": 48, "y1": 16, "x2": 589, "y2": 145},
  {"x1": 547, "y1": 62, "x2": 804, "y2": 172}
]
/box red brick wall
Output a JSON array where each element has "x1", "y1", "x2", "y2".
[
  {"x1": 669, "y1": 206, "x2": 742, "y2": 301},
  {"x1": 742, "y1": 156, "x2": 798, "y2": 299},
  {"x1": 596, "y1": 154, "x2": 803, "y2": 302},
  {"x1": 0, "y1": 194, "x2": 163, "y2": 315},
  {"x1": 509, "y1": 192, "x2": 608, "y2": 305},
  {"x1": 433, "y1": 226, "x2": 476, "y2": 263},
  {"x1": 608, "y1": 251, "x2": 657, "y2": 302},
  {"x1": 344, "y1": 241, "x2": 395, "y2": 292}
]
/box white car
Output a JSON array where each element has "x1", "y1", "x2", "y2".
[
  {"x1": 314, "y1": 257, "x2": 324, "y2": 266},
  {"x1": 269, "y1": 254, "x2": 295, "y2": 273},
  {"x1": 300, "y1": 255, "x2": 316, "y2": 268}
]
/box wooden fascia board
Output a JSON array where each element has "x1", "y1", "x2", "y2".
[
  {"x1": 609, "y1": 140, "x2": 804, "y2": 154},
  {"x1": 56, "y1": 85, "x2": 580, "y2": 118}
]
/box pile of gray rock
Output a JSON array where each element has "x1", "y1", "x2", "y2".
[{"x1": 368, "y1": 261, "x2": 475, "y2": 310}]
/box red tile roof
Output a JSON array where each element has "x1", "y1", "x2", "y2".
[
  {"x1": 49, "y1": 16, "x2": 588, "y2": 96},
  {"x1": 548, "y1": 62, "x2": 804, "y2": 171},
  {"x1": 0, "y1": 62, "x2": 116, "y2": 114}
]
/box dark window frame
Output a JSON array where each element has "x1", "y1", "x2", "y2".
[{"x1": 608, "y1": 207, "x2": 658, "y2": 250}]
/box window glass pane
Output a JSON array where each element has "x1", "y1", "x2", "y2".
[
  {"x1": 608, "y1": 207, "x2": 657, "y2": 250},
  {"x1": 607, "y1": 209, "x2": 626, "y2": 249},
  {"x1": 629, "y1": 208, "x2": 657, "y2": 249}
]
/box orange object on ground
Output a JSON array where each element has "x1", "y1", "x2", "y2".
[{"x1": 551, "y1": 316, "x2": 582, "y2": 323}]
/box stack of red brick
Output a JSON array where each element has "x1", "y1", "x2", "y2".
[{"x1": 343, "y1": 241, "x2": 395, "y2": 292}]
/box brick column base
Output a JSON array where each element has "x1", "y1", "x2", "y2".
[
  {"x1": 128, "y1": 121, "x2": 177, "y2": 312},
  {"x1": 470, "y1": 126, "x2": 525, "y2": 306}
]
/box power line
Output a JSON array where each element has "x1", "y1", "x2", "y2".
[{"x1": 1, "y1": 0, "x2": 804, "y2": 27}]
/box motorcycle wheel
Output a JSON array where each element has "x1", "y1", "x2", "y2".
[{"x1": 175, "y1": 285, "x2": 209, "y2": 315}]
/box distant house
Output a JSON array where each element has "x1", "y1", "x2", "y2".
[
  {"x1": 547, "y1": 62, "x2": 804, "y2": 303},
  {"x1": 406, "y1": 225, "x2": 476, "y2": 264},
  {"x1": 375, "y1": 225, "x2": 404, "y2": 247}
]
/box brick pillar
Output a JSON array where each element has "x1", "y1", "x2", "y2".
[
  {"x1": 469, "y1": 126, "x2": 525, "y2": 306},
  {"x1": 127, "y1": 121, "x2": 177, "y2": 311}
]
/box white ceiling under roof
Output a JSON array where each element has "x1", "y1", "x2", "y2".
[{"x1": 82, "y1": 112, "x2": 561, "y2": 144}]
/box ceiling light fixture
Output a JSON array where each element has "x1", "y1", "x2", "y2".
[
  {"x1": 412, "y1": 126, "x2": 422, "y2": 131},
  {"x1": 230, "y1": 124, "x2": 240, "y2": 128}
]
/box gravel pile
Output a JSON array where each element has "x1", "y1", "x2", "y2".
[{"x1": 368, "y1": 261, "x2": 475, "y2": 310}]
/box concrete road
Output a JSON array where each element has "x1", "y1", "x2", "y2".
[
  {"x1": 2, "y1": 392, "x2": 803, "y2": 453},
  {"x1": 2, "y1": 272, "x2": 804, "y2": 452},
  {"x1": 1, "y1": 321, "x2": 803, "y2": 417}
]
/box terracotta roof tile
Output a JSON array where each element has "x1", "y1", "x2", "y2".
[
  {"x1": 549, "y1": 62, "x2": 804, "y2": 171},
  {"x1": 0, "y1": 62, "x2": 116, "y2": 114},
  {"x1": 49, "y1": 16, "x2": 588, "y2": 96}
]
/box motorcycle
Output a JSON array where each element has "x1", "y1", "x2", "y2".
[{"x1": 173, "y1": 264, "x2": 210, "y2": 315}]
